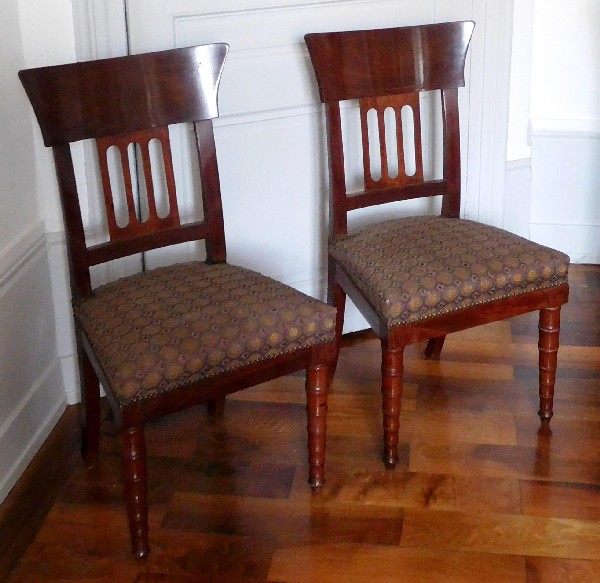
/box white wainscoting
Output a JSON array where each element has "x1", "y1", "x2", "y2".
[
  {"x1": 0, "y1": 222, "x2": 67, "y2": 502},
  {"x1": 46, "y1": 231, "x2": 81, "y2": 405},
  {"x1": 504, "y1": 157, "x2": 532, "y2": 239},
  {"x1": 530, "y1": 120, "x2": 600, "y2": 264}
]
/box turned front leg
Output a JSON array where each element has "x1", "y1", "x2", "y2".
[
  {"x1": 306, "y1": 363, "x2": 329, "y2": 490},
  {"x1": 121, "y1": 426, "x2": 149, "y2": 558},
  {"x1": 382, "y1": 344, "x2": 404, "y2": 469},
  {"x1": 538, "y1": 306, "x2": 561, "y2": 422}
]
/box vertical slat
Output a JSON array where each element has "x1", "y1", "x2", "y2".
[
  {"x1": 137, "y1": 139, "x2": 159, "y2": 224},
  {"x1": 441, "y1": 88, "x2": 461, "y2": 217},
  {"x1": 52, "y1": 144, "x2": 92, "y2": 300},
  {"x1": 325, "y1": 102, "x2": 348, "y2": 238},
  {"x1": 96, "y1": 139, "x2": 121, "y2": 237},
  {"x1": 395, "y1": 105, "x2": 407, "y2": 181},
  {"x1": 409, "y1": 97, "x2": 424, "y2": 183},
  {"x1": 120, "y1": 142, "x2": 138, "y2": 228},
  {"x1": 359, "y1": 101, "x2": 375, "y2": 190},
  {"x1": 194, "y1": 119, "x2": 226, "y2": 263},
  {"x1": 154, "y1": 126, "x2": 180, "y2": 227},
  {"x1": 377, "y1": 107, "x2": 389, "y2": 182}
]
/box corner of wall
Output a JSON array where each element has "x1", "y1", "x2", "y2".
[{"x1": 0, "y1": 222, "x2": 70, "y2": 503}]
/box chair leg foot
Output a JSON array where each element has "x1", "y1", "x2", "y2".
[
  {"x1": 384, "y1": 457, "x2": 398, "y2": 470},
  {"x1": 538, "y1": 306, "x2": 561, "y2": 423},
  {"x1": 306, "y1": 361, "x2": 329, "y2": 489},
  {"x1": 381, "y1": 344, "x2": 403, "y2": 470},
  {"x1": 121, "y1": 426, "x2": 149, "y2": 559}
]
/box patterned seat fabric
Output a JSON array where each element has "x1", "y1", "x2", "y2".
[
  {"x1": 330, "y1": 216, "x2": 569, "y2": 328},
  {"x1": 75, "y1": 262, "x2": 336, "y2": 405}
]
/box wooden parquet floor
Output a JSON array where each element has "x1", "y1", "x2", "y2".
[{"x1": 3, "y1": 265, "x2": 600, "y2": 582}]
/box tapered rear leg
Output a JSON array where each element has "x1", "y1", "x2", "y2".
[
  {"x1": 121, "y1": 425, "x2": 149, "y2": 559},
  {"x1": 538, "y1": 306, "x2": 561, "y2": 423},
  {"x1": 424, "y1": 335, "x2": 446, "y2": 360},
  {"x1": 381, "y1": 343, "x2": 404, "y2": 469},
  {"x1": 305, "y1": 360, "x2": 329, "y2": 491},
  {"x1": 79, "y1": 347, "x2": 101, "y2": 461},
  {"x1": 207, "y1": 397, "x2": 226, "y2": 417},
  {"x1": 327, "y1": 258, "x2": 346, "y2": 385}
]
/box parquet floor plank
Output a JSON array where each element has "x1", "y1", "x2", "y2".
[
  {"x1": 269, "y1": 545, "x2": 526, "y2": 583},
  {"x1": 520, "y1": 480, "x2": 600, "y2": 521},
  {"x1": 525, "y1": 557, "x2": 600, "y2": 583},
  {"x1": 3, "y1": 265, "x2": 600, "y2": 582},
  {"x1": 400, "y1": 509, "x2": 600, "y2": 560}
]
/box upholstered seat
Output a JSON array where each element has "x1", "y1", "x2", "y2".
[
  {"x1": 76, "y1": 262, "x2": 336, "y2": 405},
  {"x1": 330, "y1": 216, "x2": 569, "y2": 327}
]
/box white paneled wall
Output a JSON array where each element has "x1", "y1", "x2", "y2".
[
  {"x1": 529, "y1": 0, "x2": 600, "y2": 262},
  {"x1": 83, "y1": 0, "x2": 514, "y2": 332},
  {"x1": 0, "y1": 0, "x2": 70, "y2": 503}
]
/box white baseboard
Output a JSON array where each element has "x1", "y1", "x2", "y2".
[
  {"x1": 60, "y1": 352, "x2": 81, "y2": 405},
  {"x1": 0, "y1": 360, "x2": 67, "y2": 502}
]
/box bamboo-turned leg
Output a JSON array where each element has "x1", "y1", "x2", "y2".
[
  {"x1": 305, "y1": 362, "x2": 329, "y2": 491},
  {"x1": 79, "y1": 348, "x2": 100, "y2": 461},
  {"x1": 424, "y1": 335, "x2": 446, "y2": 360},
  {"x1": 121, "y1": 426, "x2": 149, "y2": 558},
  {"x1": 382, "y1": 344, "x2": 404, "y2": 469},
  {"x1": 207, "y1": 397, "x2": 226, "y2": 417},
  {"x1": 538, "y1": 306, "x2": 561, "y2": 422}
]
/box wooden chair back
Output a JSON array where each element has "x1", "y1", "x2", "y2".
[
  {"x1": 304, "y1": 21, "x2": 475, "y2": 237},
  {"x1": 19, "y1": 44, "x2": 229, "y2": 301}
]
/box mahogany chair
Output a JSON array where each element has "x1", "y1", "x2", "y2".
[
  {"x1": 305, "y1": 22, "x2": 569, "y2": 469},
  {"x1": 19, "y1": 44, "x2": 336, "y2": 558}
]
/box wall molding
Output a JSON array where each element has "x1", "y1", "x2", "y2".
[
  {"x1": 531, "y1": 118, "x2": 600, "y2": 139},
  {"x1": 0, "y1": 221, "x2": 45, "y2": 292},
  {"x1": 173, "y1": 0, "x2": 425, "y2": 20}
]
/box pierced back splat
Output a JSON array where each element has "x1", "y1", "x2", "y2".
[
  {"x1": 360, "y1": 93, "x2": 424, "y2": 191},
  {"x1": 96, "y1": 126, "x2": 180, "y2": 242}
]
